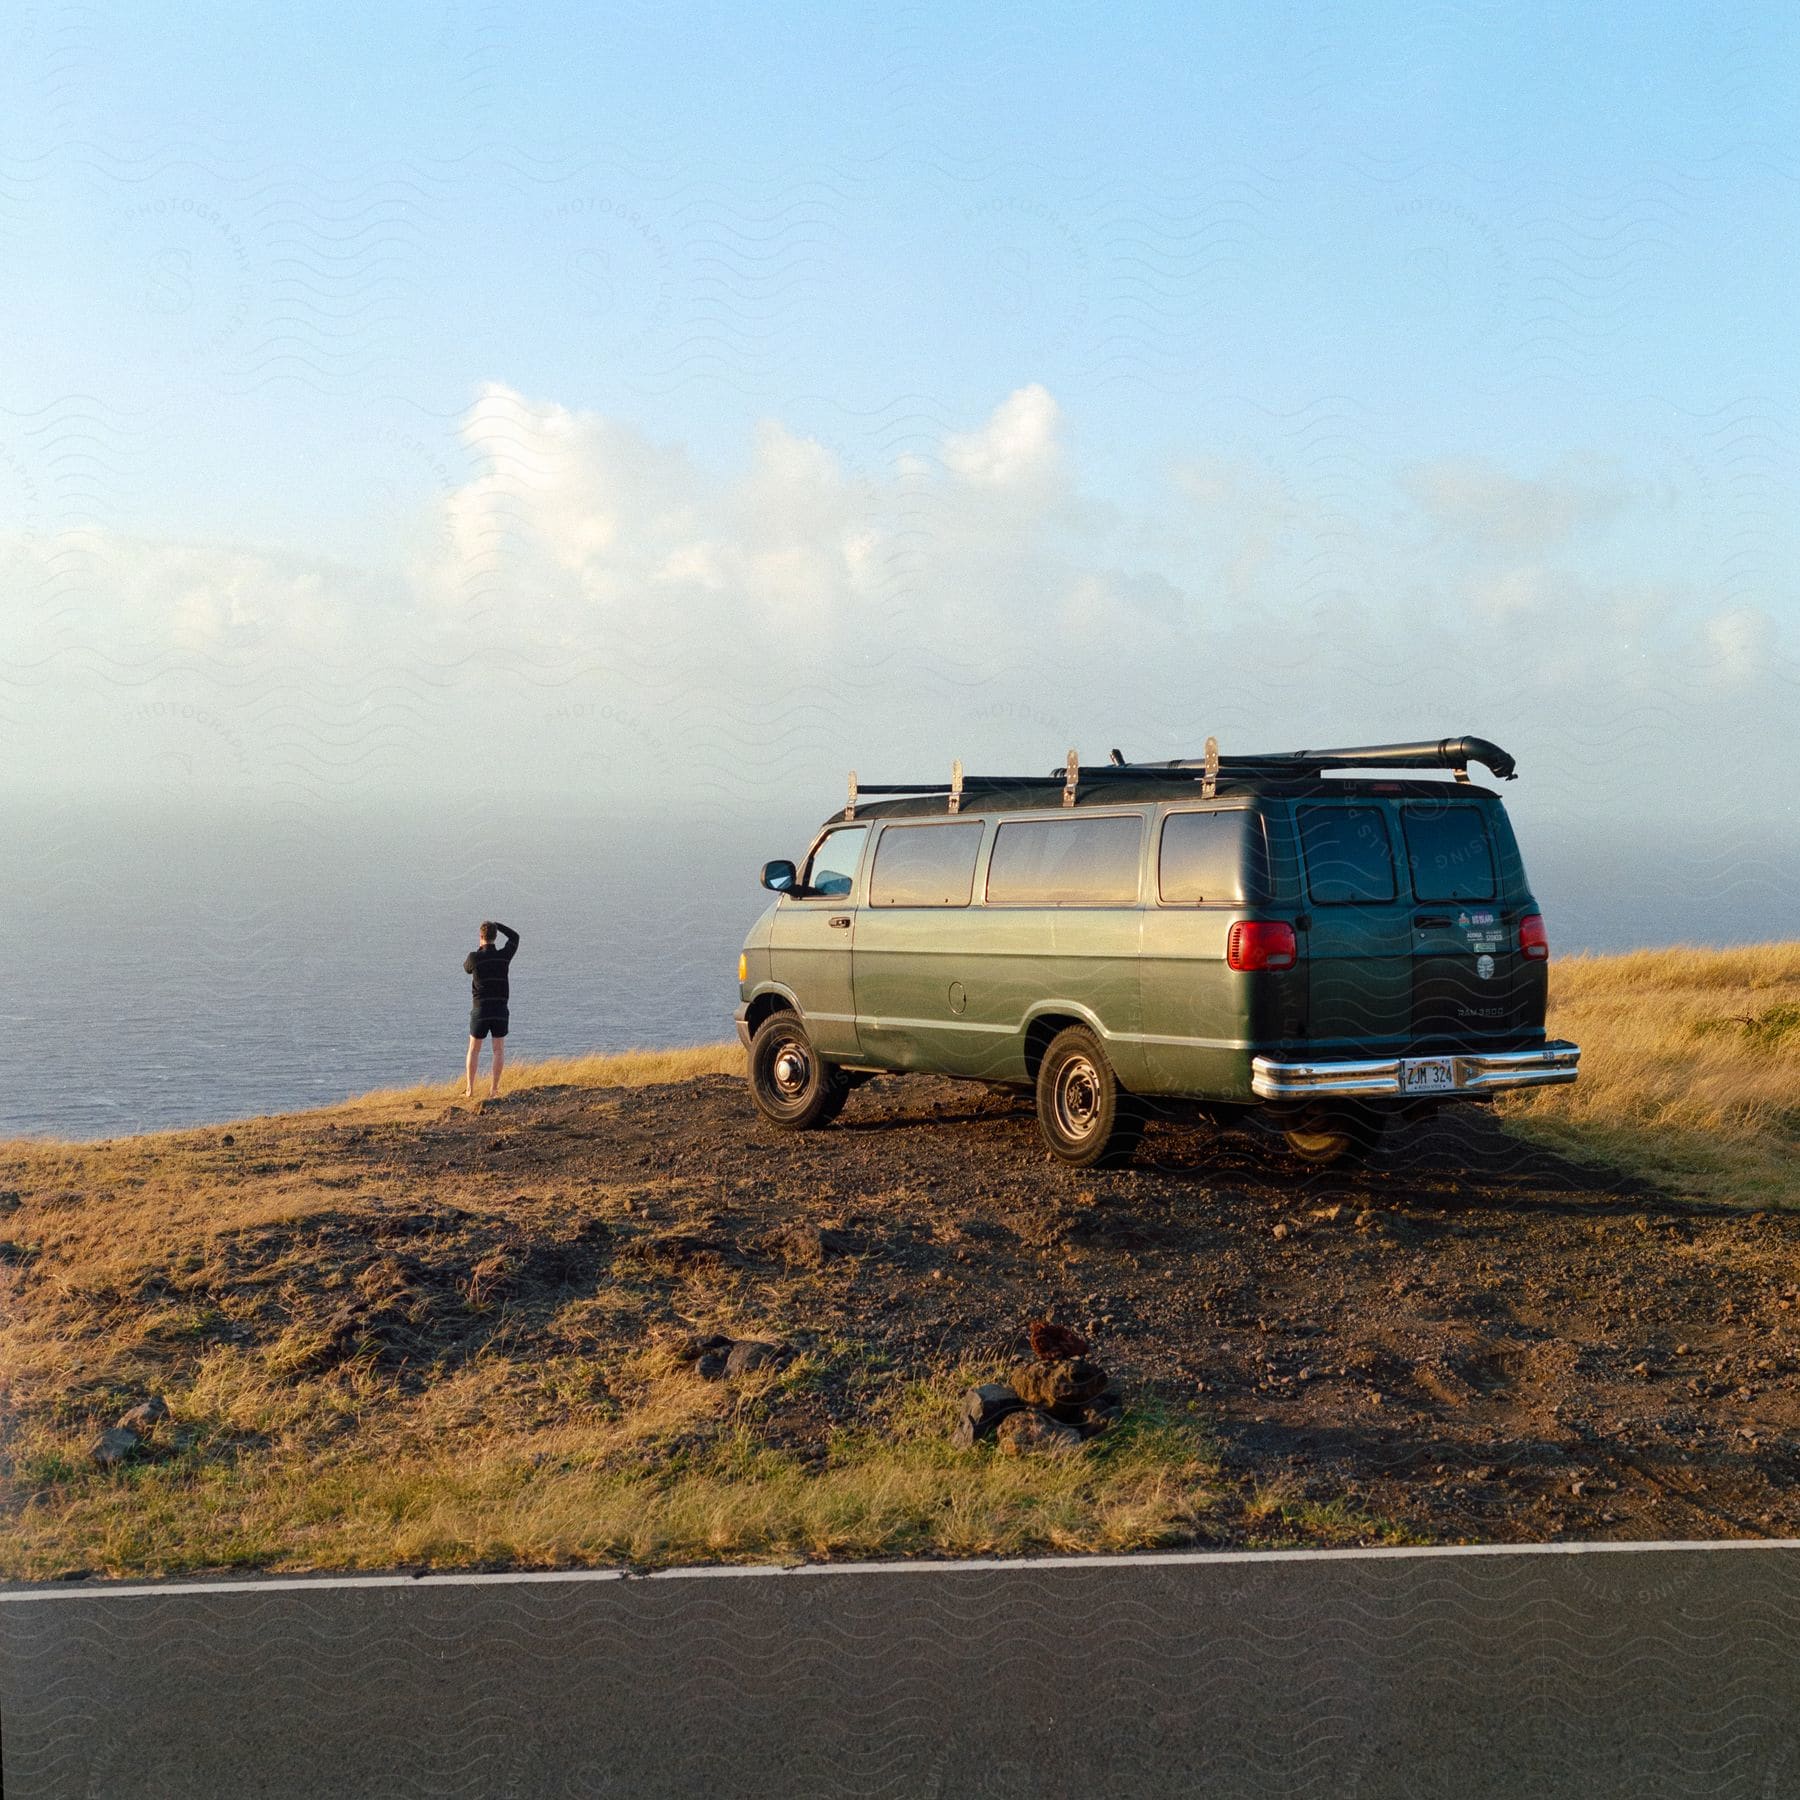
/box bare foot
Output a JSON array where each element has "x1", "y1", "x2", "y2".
[{"x1": 462, "y1": 1086, "x2": 473, "y2": 1099}]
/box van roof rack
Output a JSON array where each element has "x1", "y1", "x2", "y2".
[{"x1": 843, "y1": 735, "x2": 1515, "y2": 816}]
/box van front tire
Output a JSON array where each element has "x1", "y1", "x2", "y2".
[
  {"x1": 1035, "y1": 1026, "x2": 1141, "y2": 1168},
  {"x1": 749, "y1": 1014, "x2": 850, "y2": 1129}
]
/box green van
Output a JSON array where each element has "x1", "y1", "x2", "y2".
[{"x1": 734, "y1": 738, "x2": 1579, "y2": 1167}]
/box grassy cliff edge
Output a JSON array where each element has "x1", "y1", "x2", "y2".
[{"x1": 1, "y1": 943, "x2": 1796, "y2": 1580}]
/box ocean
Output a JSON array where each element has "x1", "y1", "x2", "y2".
[
  {"x1": 4, "y1": 800, "x2": 809, "y2": 1140},
  {"x1": 7, "y1": 798, "x2": 1796, "y2": 1140}
]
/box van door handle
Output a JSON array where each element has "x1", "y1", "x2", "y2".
[
  {"x1": 1415, "y1": 913, "x2": 1452, "y2": 928},
  {"x1": 828, "y1": 915, "x2": 851, "y2": 928}
]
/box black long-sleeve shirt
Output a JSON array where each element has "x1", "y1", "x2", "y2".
[{"x1": 464, "y1": 924, "x2": 520, "y2": 1007}]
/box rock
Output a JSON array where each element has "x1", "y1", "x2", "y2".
[
  {"x1": 220, "y1": 1133, "x2": 235, "y2": 1146},
  {"x1": 1272, "y1": 1223, "x2": 1290, "y2": 1241},
  {"x1": 0, "y1": 1190, "x2": 20, "y2": 1211},
  {"x1": 996, "y1": 1408, "x2": 1084, "y2": 1457},
  {"x1": 724, "y1": 1339, "x2": 792, "y2": 1377},
  {"x1": 1026, "y1": 1319, "x2": 1091, "y2": 1362},
  {"x1": 1009, "y1": 1358, "x2": 1108, "y2": 1409},
  {"x1": 323, "y1": 1304, "x2": 366, "y2": 1343},
  {"x1": 636, "y1": 1233, "x2": 734, "y2": 1274},
  {"x1": 693, "y1": 1352, "x2": 728, "y2": 1381},
  {"x1": 951, "y1": 1383, "x2": 1025, "y2": 1448},
  {"x1": 672, "y1": 1332, "x2": 734, "y2": 1363},
  {"x1": 90, "y1": 1427, "x2": 140, "y2": 1468},
  {"x1": 772, "y1": 1224, "x2": 849, "y2": 1269},
  {"x1": 1050, "y1": 1389, "x2": 1125, "y2": 1439},
  {"x1": 116, "y1": 1396, "x2": 169, "y2": 1434}
]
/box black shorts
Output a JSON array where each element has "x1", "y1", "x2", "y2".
[{"x1": 470, "y1": 1009, "x2": 509, "y2": 1040}]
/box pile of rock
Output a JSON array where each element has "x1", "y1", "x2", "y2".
[
  {"x1": 89, "y1": 1394, "x2": 169, "y2": 1468},
  {"x1": 953, "y1": 1337, "x2": 1124, "y2": 1455},
  {"x1": 675, "y1": 1333, "x2": 794, "y2": 1381}
]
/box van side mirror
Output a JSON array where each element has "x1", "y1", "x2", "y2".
[{"x1": 761, "y1": 859, "x2": 798, "y2": 892}]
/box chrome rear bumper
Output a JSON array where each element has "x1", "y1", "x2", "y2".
[{"x1": 1251, "y1": 1041, "x2": 1580, "y2": 1100}]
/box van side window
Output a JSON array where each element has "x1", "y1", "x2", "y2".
[
  {"x1": 1402, "y1": 803, "x2": 1496, "y2": 902},
  {"x1": 802, "y1": 825, "x2": 869, "y2": 898},
  {"x1": 986, "y1": 816, "x2": 1142, "y2": 906},
  {"x1": 870, "y1": 822, "x2": 985, "y2": 906},
  {"x1": 1297, "y1": 805, "x2": 1396, "y2": 904},
  {"x1": 1158, "y1": 809, "x2": 1264, "y2": 904}
]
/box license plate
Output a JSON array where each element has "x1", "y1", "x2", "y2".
[{"x1": 1402, "y1": 1056, "x2": 1456, "y2": 1094}]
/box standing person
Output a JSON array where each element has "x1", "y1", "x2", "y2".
[{"x1": 463, "y1": 920, "x2": 520, "y2": 1098}]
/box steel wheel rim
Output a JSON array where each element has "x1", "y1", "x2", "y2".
[
  {"x1": 771, "y1": 1039, "x2": 812, "y2": 1099},
  {"x1": 1053, "y1": 1054, "x2": 1103, "y2": 1140},
  {"x1": 1286, "y1": 1129, "x2": 1342, "y2": 1155}
]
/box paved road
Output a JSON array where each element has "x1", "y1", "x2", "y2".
[{"x1": 6, "y1": 1542, "x2": 1800, "y2": 1798}]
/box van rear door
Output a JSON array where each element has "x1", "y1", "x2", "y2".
[
  {"x1": 1399, "y1": 797, "x2": 1531, "y2": 1047},
  {"x1": 1294, "y1": 800, "x2": 1412, "y2": 1052}
]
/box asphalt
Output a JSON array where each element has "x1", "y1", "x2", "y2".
[{"x1": 6, "y1": 1542, "x2": 1800, "y2": 1798}]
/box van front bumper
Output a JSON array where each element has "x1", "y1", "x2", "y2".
[
  {"x1": 733, "y1": 1003, "x2": 753, "y2": 1050},
  {"x1": 1251, "y1": 1041, "x2": 1580, "y2": 1101}
]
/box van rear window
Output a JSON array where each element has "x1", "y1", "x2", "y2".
[
  {"x1": 869, "y1": 822, "x2": 984, "y2": 906},
  {"x1": 1158, "y1": 809, "x2": 1260, "y2": 904},
  {"x1": 1402, "y1": 803, "x2": 1496, "y2": 902},
  {"x1": 986, "y1": 816, "x2": 1142, "y2": 906},
  {"x1": 1297, "y1": 805, "x2": 1396, "y2": 904}
]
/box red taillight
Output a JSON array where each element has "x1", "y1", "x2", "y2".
[
  {"x1": 1228, "y1": 920, "x2": 1298, "y2": 972},
  {"x1": 1519, "y1": 912, "x2": 1549, "y2": 961}
]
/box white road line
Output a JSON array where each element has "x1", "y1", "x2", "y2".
[{"x1": 5, "y1": 1537, "x2": 1799, "y2": 1603}]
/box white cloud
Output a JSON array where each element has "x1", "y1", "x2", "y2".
[
  {"x1": 6, "y1": 382, "x2": 1796, "y2": 828},
  {"x1": 1402, "y1": 455, "x2": 1627, "y2": 553},
  {"x1": 940, "y1": 383, "x2": 1061, "y2": 488}
]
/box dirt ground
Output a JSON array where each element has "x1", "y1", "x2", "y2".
[
  {"x1": 8, "y1": 1065, "x2": 1800, "y2": 1562},
  {"x1": 322, "y1": 1072, "x2": 1798, "y2": 1542}
]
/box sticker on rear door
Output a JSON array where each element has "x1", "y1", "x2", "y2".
[{"x1": 1457, "y1": 909, "x2": 1503, "y2": 953}]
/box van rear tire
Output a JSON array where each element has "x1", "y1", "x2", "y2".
[
  {"x1": 749, "y1": 1014, "x2": 849, "y2": 1129},
  {"x1": 1282, "y1": 1103, "x2": 1387, "y2": 1167},
  {"x1": 1035, "y1": 1026, "x2": 1142, "y2": 1168}
]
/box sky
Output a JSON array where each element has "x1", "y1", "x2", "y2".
[{"x1": 3, "y1": 2, "x2": 1798, "y2": 922}]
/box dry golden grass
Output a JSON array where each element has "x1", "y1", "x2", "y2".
[
  {"x1": 1501, "y1": 941, "x2": 1800, "y2": 1207},
  {"x1": 1, "y1": 1348, "x2": 1225, "y2": 1578},
  {"x1": 0, "y1": 1038, "x2": 1238, "y2": 1577},
  {"x1": 314, "y1": 1042, "x2": 746, "y2": 1124},
  {"x1": 0, "y1": 1045, "x2": 744, "y2": 1338},
  {"x1": 6, "y1": 949, "x2": 1794, "y2": 1579}
]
